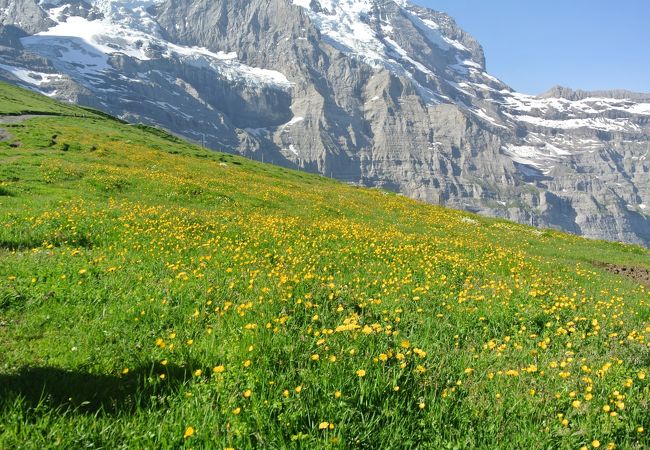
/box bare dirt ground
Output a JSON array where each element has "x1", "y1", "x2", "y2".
[{"x1": 594, "y1": 261, "x2": 650, "y2": 287}]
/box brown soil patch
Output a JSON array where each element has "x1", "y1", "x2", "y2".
[{"x1": 593, "y1": 261, "x2": 650, "y2": 287}]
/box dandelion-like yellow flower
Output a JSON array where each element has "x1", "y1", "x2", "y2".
[
  {"x1": 213, "y1": 365, "x2": 225, "y2": 374},
  {"x1": 183, "y1": 427, "x2": 194, "y2": 439},
  {"x1": 356, "y1": 369, "x2": 366, "y2": 377}
]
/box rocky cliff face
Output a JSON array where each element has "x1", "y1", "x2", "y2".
[{"x1": 1, "y1": 0, "x2": 649, "y2": 246}]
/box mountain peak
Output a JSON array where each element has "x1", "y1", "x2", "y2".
[
  {"x1": 540, "y1": 85, "x2": 650, "y2": 101},
  {"x1": 292, "y1": 0, "x2": 485, "y2": 73}
]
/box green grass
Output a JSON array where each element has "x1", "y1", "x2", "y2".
[
  {"x1": 0, "y1": 83, "x2": 101, "y2": 117},
  {"x1": 0, "y1": 82, "x2": 649, "y2": 449}
]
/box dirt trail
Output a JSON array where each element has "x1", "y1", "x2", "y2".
[{"x1": 0, "y1": 114, "x2": 57, "y2": 124}]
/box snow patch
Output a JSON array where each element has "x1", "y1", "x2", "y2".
[
  {"x1": 512, "y1": 115, "x2": 637, "y2": 132},
  {"x1": 470, "y1": 107, "x2": 507, "y2": 129},
  {"x1": 0, "y1": 63, "x2": 63, "y2": 86},
  {"x1": 23, "y1": 4, "x2": 291, "y2": 89},
  {"x1": 279, "y1": 116, "x2": 305, "y2": 133},
  {"x1": 291, "y1": 0, "x2": 472, "y2": 74},
  {"x1": 502, "y1": 141, "x2": 571, "y2": 176}
]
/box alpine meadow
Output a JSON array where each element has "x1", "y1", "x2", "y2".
[{"x1": 0, "y1": 82, "x2": 649, "y2": 449}]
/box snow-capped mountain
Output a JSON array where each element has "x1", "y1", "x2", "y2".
[{"x1": 1, "y1": 0, "x2": 649, "y2": 246}]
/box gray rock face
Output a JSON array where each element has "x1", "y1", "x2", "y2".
[
  {"x1": 1, "y1": 0, "x2": 649, "y2": 246},
  {"x1": 0, "y1": 0, "x2": 53, "y2": 34}
]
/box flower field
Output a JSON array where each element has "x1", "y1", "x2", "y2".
[{"x1": 0, "y1": 83, "x2": 649, "y2": 449}]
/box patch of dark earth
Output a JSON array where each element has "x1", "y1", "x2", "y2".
[{"x1": 593, "y1": 261, "x2": 650, "y2": 287}]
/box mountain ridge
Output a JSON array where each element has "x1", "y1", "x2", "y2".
[
  {"x1": 1, "y1": 0, "x2": 648, "y2": 247},
  {"x1": 541, "y1": 85, "x2": 650, "y2": 102}
]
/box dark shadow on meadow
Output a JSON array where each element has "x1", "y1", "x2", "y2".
[{"x1": 0, "y1": 363, "x2": 194, "y2": 415}]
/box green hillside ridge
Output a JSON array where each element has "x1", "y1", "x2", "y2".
[{"x1": 0, "y1": 82, "x2": 649, "y2": 449}]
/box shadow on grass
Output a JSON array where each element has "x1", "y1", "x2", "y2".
[
  {"x1": 0, "y1": 363, "x2": 194, "y2": 415},
  {"x1": 0, "y1": 233, "x2": 95, "y2": 252},
  {"x1": 0, "y1": 239, "x2": 40, "y2": 251}
]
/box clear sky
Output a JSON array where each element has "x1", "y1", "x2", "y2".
[{"x1": 413, "y1": 0, "x2": 650, "y2": 95}]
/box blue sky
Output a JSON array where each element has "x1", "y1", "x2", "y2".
[{"x1": 414, "y1": 0, "x2": 650, "y2": 94}]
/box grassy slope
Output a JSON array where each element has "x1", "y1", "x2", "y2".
[
  {"x1": 0, "y1": 82, "x2": 649, "y2": 449},
  {"x1": 0, "y1": 84, "x2": 102, "y2": 117}
]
